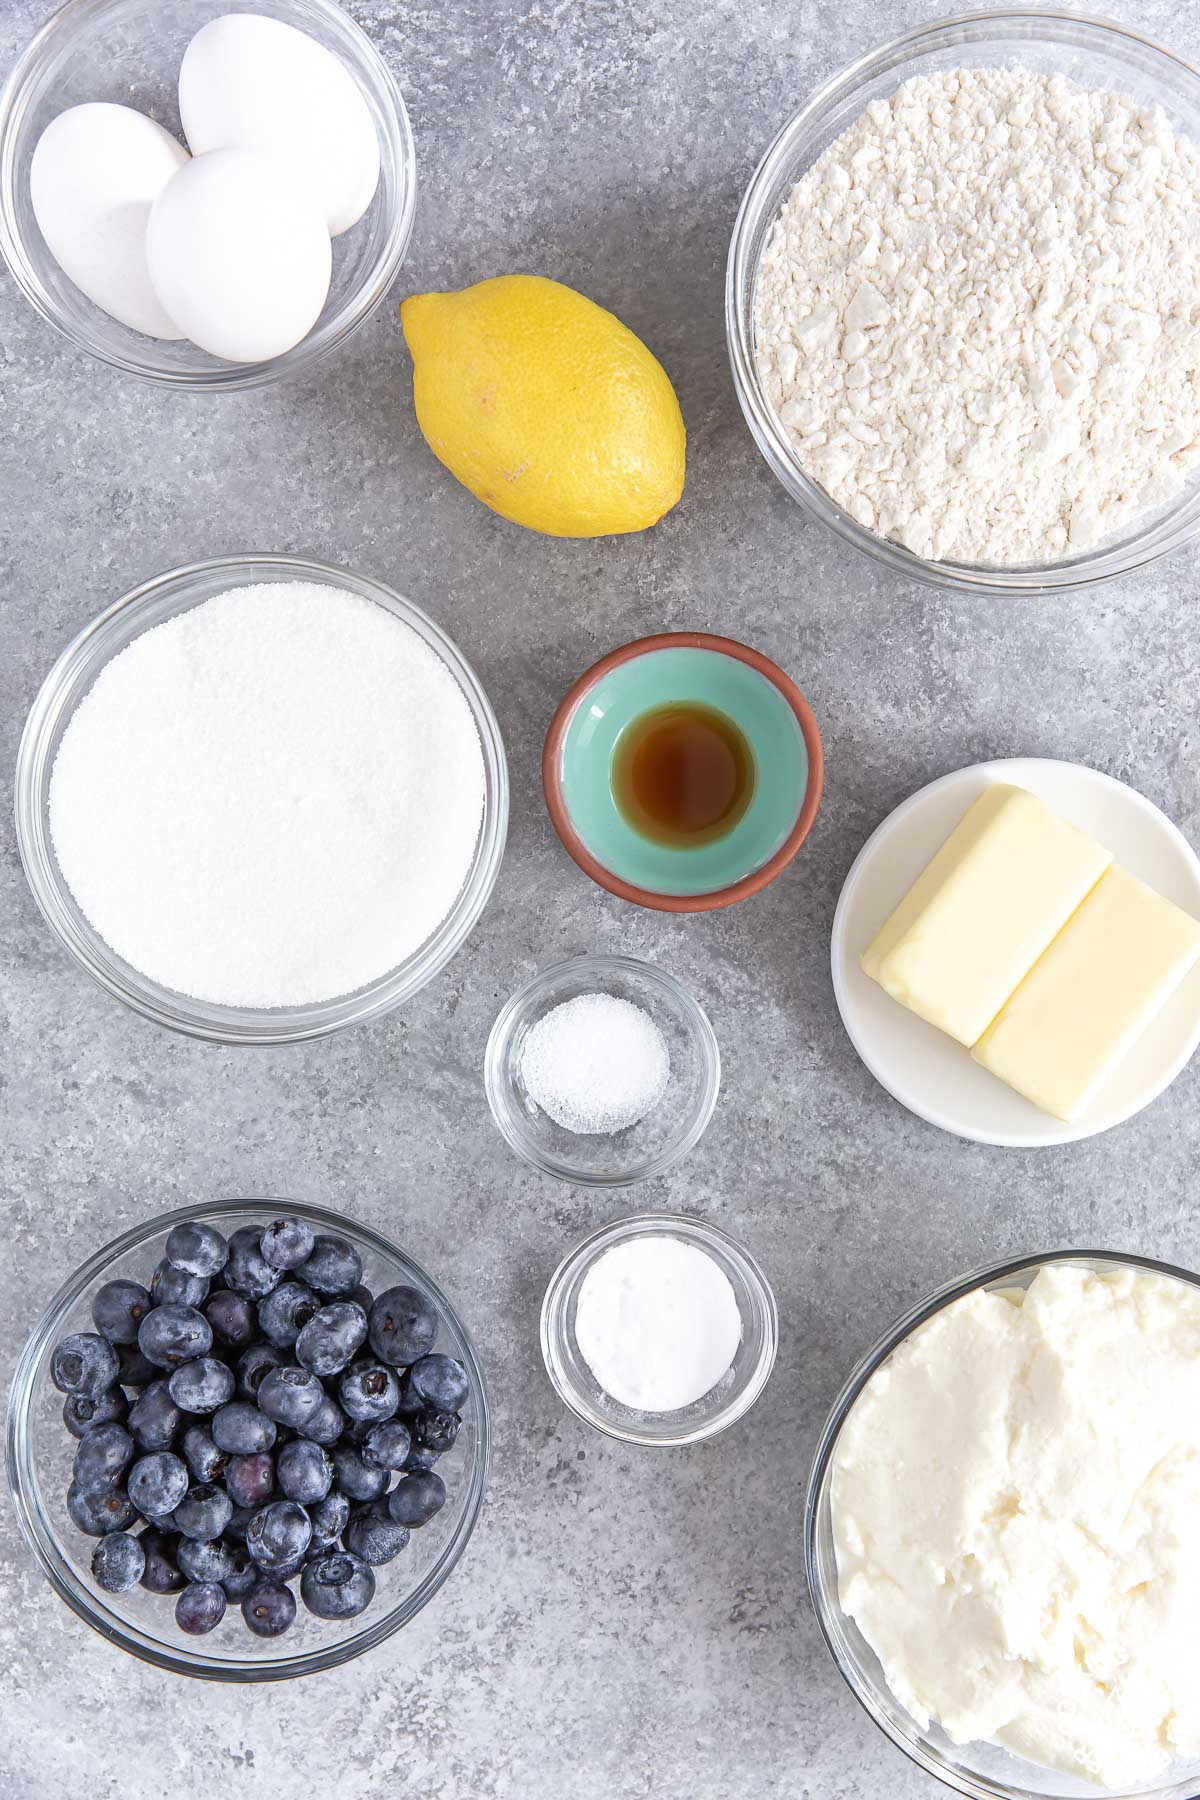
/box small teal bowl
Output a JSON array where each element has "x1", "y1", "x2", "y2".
[{"x1": 543, "y1": 632, "x2": 823, "y2": 912}]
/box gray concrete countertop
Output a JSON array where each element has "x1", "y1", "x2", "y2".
[{"x1": 3, "y1": 1, "x2": 1199, "y2": 1794}]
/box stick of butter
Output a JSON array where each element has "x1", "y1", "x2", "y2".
[
  {"x1": 972, "y1": 866, "x2": 1200, "y2": 1120},
  {"x1": 861, "y1": 784, "x2": 1112, "y2": 1046}
]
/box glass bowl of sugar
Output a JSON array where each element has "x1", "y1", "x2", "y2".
[
  {"x1": 484, "y1": 955, "x2": 721, "y2": 1187},
  {"x1": 540, "y1": 1212, "x2": 778, "y2": 1447},
  {"x1": 14, "y1": 554, "x2": 508, "y2": 1044}
]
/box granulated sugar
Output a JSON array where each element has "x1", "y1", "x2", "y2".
[
  {"x1": 519, "y1": 992, "x2": 670, "y2": 1134},
  {"x1": 49, "y1": 581, "x2": 486, "y2": 1006},
  {"x1": 755, "y1": 68, "x2": 1200, "y2": 565}
]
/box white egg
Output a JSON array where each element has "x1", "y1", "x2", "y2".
[
  {"x1": 179, "y1": 13, "x2": 380, "y2": 238},
  {"x1": 146, "y1": 148, "x2": 332, "y2": 363},
  {"x1": 30, "y1": 103, "x2": 189, "y2": 339}
]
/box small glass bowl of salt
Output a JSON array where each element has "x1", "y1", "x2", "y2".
[
  {"x1": 541, "y1": 1212, "x2": 778, "y2": 1446},
  {"x1": 484, "y1": 955, "x2": 720, "y2": 1186}
]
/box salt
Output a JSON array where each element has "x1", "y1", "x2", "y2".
[
  {"x1": 48, "y1": 581, "x2": 486, "y2": 1007},
  {"x1": 575, "y1": 1236, "x2": 743, "y2": 1412},
  {"x1": 520, "y1": 992, "x2": 670, "y2": 1134}
]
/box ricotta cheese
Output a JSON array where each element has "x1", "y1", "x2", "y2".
[
  {"x1": 832, "y1": 1263, "x2": 1200, "y2": 1787},
  {"x1": 755, "y1": 69, "x2": 1200, "y2": 565}
]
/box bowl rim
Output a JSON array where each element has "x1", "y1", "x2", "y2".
[
  {"x1": 803, "y1": 1246, "x2": 1200, "y2": 1799},
  {"x1": 5, "y1": 1196, "x2": 492, "y2": 1682},
  {"x1": 0, "y1": 0, "x2": 417, "y2": 391},
  {"x1": 725, "y1": 6, "x2": 1200, "y2": 596},
  {"x1": 539, "y1": 1209, "x2": 779, "y2": 1446},
  {"x1": 541, "y1": 631, "x2": 824, "y2": 913},
  {"x1": 483, "y1": 953, "x2": 722, "y2": 1187},
  {"x1": 12, "y1": 552, "x2": 509, "y2": 1045}
]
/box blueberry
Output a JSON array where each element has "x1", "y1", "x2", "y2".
[
  {"x1": 242, "y1": 1581, "x2": 296, "y2": 1638},
  {"x1": 164, "y1": 1220, "x2": 228, "y2": 1279},
  {"x1": 329, "y1": 1443, "x2": 388, "y2": 1503},
  {"x1": 138, "y1": 1527, "x2": 185, "y2": 1594},
  {"x1": 256, "y1": 1365, "x2": 324, "y2": 1429},
  {"x1": 300, "y1": 1552, "x2": 375, "y2": 1620},
  {"x1": 63, "y1": 1385, "x2": 128, "y2": 1439},
  {"x1": 413, "y1": 1409, "x2": 460, "y2": 1454},
  {"x1": 368, "y1": 1286, "x2": 438, "y2": 1367},
  {"x1": 338, "y1": 1360, "x2": 400, "y2": 1425},
  {"x1": 51, "y1": 1332, "x2": 119, "y2": 1397},
  {"x1": 246, "y1": 1499, "x2": 312, "y2": 1573},
  {"x1": 72, "y1": 1422, "x2": 135, "y2": 1493},
  {"x1": 361, "y1": 1420, "x2": 411, "y2": 1471},
  {"x1": 294, "y1": 1301, "x2": 367, "y2": 1378},
  {"x1": 223, "y1": 1225, "x2": 282, "y2": 1301},
  {"x1": 68, "y1": 1481, "x2": 136, "y2": 1537},
  {"x1": 344, "y1": 1501, "x2": 410, "y2": 1566},
  {"x1": 174, "y1": 1482, "x2": 233, "y2": 1542},
  {"x1": 91, "y1": 1530, "x2": 145, "y2": 1593},
  {"x1": 138, "y1": 1303, "x2": 212, "y2": 1371},
  {"x1": 220, "y1": 1543, "x2": 258, "y2": 1600},
  {"x1": 91, "y1": 1279, "x2": 152, "y2": 1345},
  {"x1": 296, "y1": 1392, "x2": 345, "y2": 1447},
  {"x1": 277, "y1": 1439, "x2": 333, "y2": 1506},
  {"x1": 307, "y1": 1490, "x2": 350, "y2": 1550},
  {"x1": 116, "y1": 1341, "x2": 159, "y2": 1387},
  {"x1": 347, "y1": 1284, "x2": 375, "y2": 1314},
  {"x1": 407, "y1": 1353, "x2": 469, "y2": 1413},
  {"x1": 127, "y1": 1379, "x2": 183, "y2": 1451},
  {"x1": 224, "y1": 1501, "x2": 258, "y2": 1544},
  {"x1": 257, "y1": 1281, "x2": 320, "y2": 1351},
  {"x1": 259, "y1": 1217, "x2": 314, "y2": 1271},
  {"x1": 176, "y1": 1534, "x2": 235, "y2": 1585},
  {"x1": 224, "y1": 1452, "x2": 276, "y2": 1510},
  {"x1": 388, "y1": 1469, "x2": 447, "y2": 1529},
  {"x1": 211, "y1": 1401, "x2": 276, "y2": 1456},
  {"x1": 234, "y1": 1342, "x2": 283, "y2": 1402},
  {"x1": 296, "y1": 1234, "x2": 362, "y2": 1297},
  {"x1": 205, "y1": 1290, "x2": 257, "y2": 1348},
  {"x1": 182, "y1": 1424, "x2": 229, "y2": 1485},
  {"x1": 176, "y1": 1581, "x2": 226, "y2": 1635},
  {"x1": 401, "y1": 1444, "x2": 441, "y2": 1474},
  {"x1": 150, "y1": 1259, "x2": 211, "y2": 1309},
  {"x1": 168, "y1": 1356, "x2": 235, "y2": 1415},
  {"x1": 126, "y1": 1451, "x2": 189, "y2": 1517}
]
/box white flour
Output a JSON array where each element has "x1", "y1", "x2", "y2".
[
  {"x1": 49, "y1": 582, "x2": 486, "y2": 1007},
  {"x1": 755, "y1": 68, "x2": 1200, "y2": 565}
]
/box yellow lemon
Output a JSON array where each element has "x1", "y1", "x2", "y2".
[{"x1": 400, "y1": 274, "x2": 685, "y2": 538}]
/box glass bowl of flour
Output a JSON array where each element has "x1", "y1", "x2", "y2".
[
  {"x1": 806, "y1": 1248, "x2": 1200, "y2": 1800},
  {"x1": 14, "y1": 554, "x2": 508, "y2": 1043},
  {"x1": 727, "y1": 11, "x2": 1200, "y2": 595}
]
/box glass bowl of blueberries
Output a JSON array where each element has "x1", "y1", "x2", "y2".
[{"x1": 5, "y1": 1198, "x2": 489, "y2": 1679}]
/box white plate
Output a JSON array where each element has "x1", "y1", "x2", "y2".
[{"x1": 830, "y1": 758, "x2": 1200, "y2": 1147}]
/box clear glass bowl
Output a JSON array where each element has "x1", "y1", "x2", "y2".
[
  {"x1": 805, "y1": 1248, "x2": 1200, "y2": 1800},
  {"x1": 484, "y1": 955, "x2": 721, "y2": 1187},
  {"x1": 5, "y1": 1197, "x2": 490, "y2": 1682},
  {"x1": 13, "y1": 554, "x2": 509, "y2": 1044},
  {"x1": 726, "y1": 9, "x2": 1200, "y2": 596},
  {"x1": 540, "y1": 1211, "x2": 778, "y2": 1446},
  {"x1": 0, "y1": 0, "x2": 416, "y2": 388}
]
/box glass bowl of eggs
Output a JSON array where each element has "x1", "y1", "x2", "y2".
[{"x1": 0, "y1": 0, "x2": 415, "y2": 389}]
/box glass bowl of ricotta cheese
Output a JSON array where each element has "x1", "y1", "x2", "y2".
[
  {"x1": 805, "y1": 1248, "x2": 1200, "y2": 1800},
  {"x1": 727, "y1": 10, "x2": 1200, "y2": 595}
]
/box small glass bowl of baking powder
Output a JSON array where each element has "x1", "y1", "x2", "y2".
[
  {"x1": 726, "y1": 10, "x2": 1200, "y2": 595},
  {"x1": 541, "y1": 1212, "x2": 778, "y2": 1447},
  {"x1": 484, "y1": 955, "x2": 721, "y2": 1187},
  {"x1": 14, "y1": 554, "x2": 508, "y2": 1045}
]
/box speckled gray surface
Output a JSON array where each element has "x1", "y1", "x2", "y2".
[{"x1": 3, "y1": 0, "x2": 1200, "y2": 1793}]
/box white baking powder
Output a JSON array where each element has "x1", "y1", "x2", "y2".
[
  {"x1": 755, "y1": 68, "x2": 1200, "y2": 564},
  {"x1": 575, "y1": 1235, "x2": 743, "y2": 1412},
  {"x1": 49, "y1": 581, "x2": 486, "y2": 1006},
  {"x1": 520, "y1": 992, "x2": 670, "y2": 1134}
]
